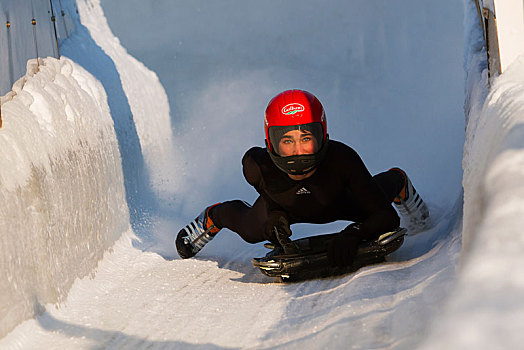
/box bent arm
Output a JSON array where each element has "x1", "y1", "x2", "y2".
[
  {"x1": 345, "y1": 150, "x2": 400, "y2": 239},
  {"x1": 242, "y1": 148, "x2": 285, "y2": 213}
]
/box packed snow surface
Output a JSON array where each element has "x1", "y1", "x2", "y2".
[{"x1": 6, "y1": 0, "x2": 515, "y2": 348}]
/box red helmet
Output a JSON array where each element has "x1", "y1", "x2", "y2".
[{"x1": 264, "y1": 90, "x2": 329, "y2": 175}]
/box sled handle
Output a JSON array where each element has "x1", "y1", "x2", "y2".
[
  {"x1": 377, "y1": 227, "x2": 407, "y2": 245},
  {"x1": 273, "y1": 226, "x2": 299, "y2": 255}
]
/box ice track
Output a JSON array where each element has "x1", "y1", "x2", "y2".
[{"x1": 0, "y1": 0, "x2": 467, "y2": 348}]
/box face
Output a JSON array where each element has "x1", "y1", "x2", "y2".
[{"x1": 278, "y1": 129, "x2": 318, "y2": 157}]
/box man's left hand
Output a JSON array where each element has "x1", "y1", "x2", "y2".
[{"x1": 327, "y1": 224, "x2": 362, "y2": 267}]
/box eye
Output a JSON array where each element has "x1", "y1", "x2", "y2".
[{"x1": 301, "y1": 136, "x2": 312, "y2": 142}]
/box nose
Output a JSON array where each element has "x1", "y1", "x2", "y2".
[{"x1": 294, "y1": 144, "x2": 306, "y2": 155}]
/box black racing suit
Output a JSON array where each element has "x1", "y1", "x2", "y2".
[{"x1": 210, "y1": 140, "x2": 402, "y2": 243}]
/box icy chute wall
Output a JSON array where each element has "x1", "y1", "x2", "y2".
[
  {"x1": 422, "y1": 1, "x2": 524, "y2": 347},
  {"x1": 1, "y1": 0, "x2": 524, "y2": 346},
  {"x1": 0, "y1": 57, "x2": 128, "y2": 338},
  {"x1": 463, "y1": 0, "x2": 524, "y2": 250},
  {"x1": 0, "y1": 0, "x2": 172, "y2": 338},
  {"x1": 0, "y1": 0, "x2": 126, "y2": 337}
]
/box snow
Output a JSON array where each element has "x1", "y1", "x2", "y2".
[
  {"x1": 0, "y1": 0, "x2": 171, "y2": 339},
  {"x1": 57, "y1": 0, "x2": 175, "y2": 227},
  {"x1": 420, "y1": 53, "x2": 524, "y2": 350},
  {"x1": 1, "y1": 0, "x2": 523, "y2": 348},
  {"x1": 0, "y1": 56, "x2": 128, "y2": 337},
  {"x1": 420, "y1": 2, "x2": 524, "y2": 347},
  {"x1": 60, "y1": 0, "x2": 175, "y2": 203}
]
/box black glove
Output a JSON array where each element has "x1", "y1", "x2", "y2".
[
  {"x1": 327, "y1": 223, "x2": 363, "y2": 267},
  {"x1": 265, "y1": 211, "x2": 291, "y2": 240},
  {"x1": 265, "y1": 211, "x2": 293, "y2": 247}
]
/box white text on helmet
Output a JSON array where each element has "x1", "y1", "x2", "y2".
[{"x1": 282, "y1": 103, "x2": 305, "y2": 115}]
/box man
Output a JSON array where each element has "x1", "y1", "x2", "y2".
[{"x1": 176, "y1": 89, "x2": 430, "y2": 267}]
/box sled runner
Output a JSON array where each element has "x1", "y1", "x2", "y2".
[{"x1": 252, "y1": 227, "x2": 407, "y2": 282}]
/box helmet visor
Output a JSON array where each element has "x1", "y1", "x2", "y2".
[{"x1": 268, "y1": 122, "x2": 324, "y2": 157}]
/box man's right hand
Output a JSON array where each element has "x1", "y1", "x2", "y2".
[
  {"x1": 264, "y1": 211, "x2": 292, "y2": 243},
  {"x1": 265, "y1": 211, "x2": 299, "y2": 254}
]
